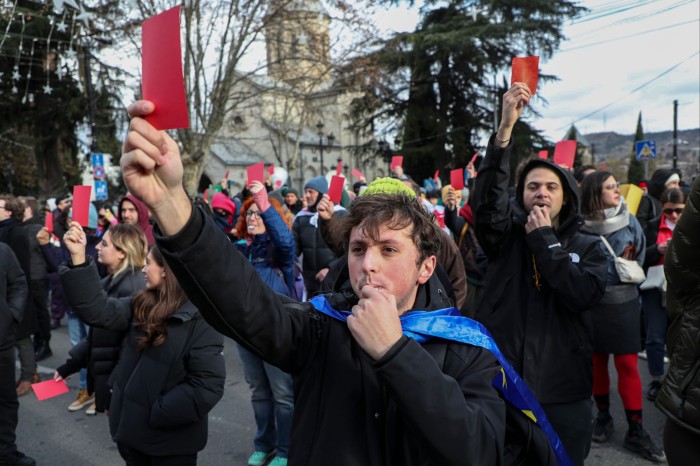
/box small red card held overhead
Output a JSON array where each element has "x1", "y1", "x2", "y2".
[
  {"x1": 142, "y1": 6, "x2": 189, "y2": 130},
  {"x1": 470, "y1": 152, "x2": 480, "y2": 164},
  {"x1": 538, "y1": 150, "x2": 548, "y2": 160},
  {"x1": 328, "y1": 176, "x2": 345, "y2": 204},
  {"x1": 450, "y1": 168, "x2": 465, "y2": 191},
  {"x1": 390, "y1": 156, "x2": 403, "y2": 171},
  {"x1": 336, "y1": 161, "x2": 343, "y2": 176},
  {"x1": 553, "y1": 141, "x2": 577, "y2": 169},
  {"x1": 71, "y1": 186, "x2": 92, "y2": 227},
  {"x1": 247, "y1": 162, "x2": 265, "y2": 187},
  {"x1": 268, "y1": 164, "x2": 275, "y2": 176},
  {"x1": 511, "y1": 56, "x2": 539, "y2": 95}
]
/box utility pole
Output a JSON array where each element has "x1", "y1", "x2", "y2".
[{"x1": 672, "y1": 99, "x2": 678, "y2": 170}]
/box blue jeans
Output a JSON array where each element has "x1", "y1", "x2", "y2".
[
  {"x1": 67, "y1": 315, "x2": 89, "y2": 389},
  {"x1": 237, "y1": 344, "x2": 294, "y2": 457},
  {"x1": 642, "y1": 289, "x2": 667, "y2": 377}
]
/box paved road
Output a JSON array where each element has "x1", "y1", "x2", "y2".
[{"x1": 16, "y1": 323, "x2": 668, "y2": 465}]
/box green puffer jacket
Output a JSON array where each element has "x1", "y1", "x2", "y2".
[{"x1": 656, "y1": 176, "x2": 700, "y2": 435}]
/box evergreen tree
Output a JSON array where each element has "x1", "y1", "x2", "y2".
[
  {"x1": 344, "y1": 0, "x2": 583, "y2": 181},
  {"x1": 0, "y1": 0, "x2": 123, "y2": 197},
  {"x1": 627, "y1": 112, "x2": 645, "y2": 184}
]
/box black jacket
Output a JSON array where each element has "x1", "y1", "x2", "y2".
[
  {"x1": 656, "y1": 175, "x2": 700, "y2": 435},
  {"x1": 59, "y1": 258, "x2": 225, "y2": 455},
  {"x1": 57, "y1": 268, "x2": 146, "y2": 412},
  {"x1": 292, "y1": 209, "x2": 348, "y2": 295},
  {"x1": 473, "y1": 137, "x2": 607, "y2": 404},
  {"x1": 0, "y1": 243, "x2": 27, "y2": 352},
  {"x1": 157, "y1": 207, "x2": 506, "y2": 466},
  {"x1": 0, "y1": 217, "x2": 33, "y2": 339},
  {"x1": 636, "y1": 168, "x2": 678, "y2": 229}
]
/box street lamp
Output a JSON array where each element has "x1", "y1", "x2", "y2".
[{"x1": 316, "y1": 121, "x2": 325, "y2": 173}]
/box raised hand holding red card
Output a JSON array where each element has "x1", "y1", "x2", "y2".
[
  {"x1": 511, "y1": 56, "x2": 539, "y2": 95},
  {"x1": 142, "y1": 6, "x2": 189, "y2": 130},
  {"x1": 390, "y1": 156, "x2": 403, "y2": 171}
]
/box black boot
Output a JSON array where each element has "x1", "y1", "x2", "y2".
[
  {"x1": 0, "y1": 451, "x2": 36, "y2": 466},
  {"x1": 34, "y1": 341, "x2": 53, "y2": 362}
]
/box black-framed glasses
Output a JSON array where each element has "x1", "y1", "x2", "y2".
[
  {"x1": 663, "y1": 208, "x2": 684, "y2": 215},
  {"x1": 245, "y1": 210, "x2": 261, "y2": 219}
]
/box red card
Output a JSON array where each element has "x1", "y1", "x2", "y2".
[
  {"x1": 32, "y1": 379, "x2": 69, "y2": 401},
  {"x1": 434, "y1": 170, "x2": 439, "y2": 181},
  {"x1": 470, "y1": 151, "x2": 479, "y2": 164},
  {"x1": 553, "y1": 140, "x2": 577, "y2": 169},
  {"x1": 44, "y1": 212, "x2": 53, "y2": 233},
  {"x1": 450, "y1": 168, "x2": 464, "y2": 191},
  {"x1": 600, "y1": 161, "x2": 607, "y2": 170},
  {"x1": 223, "y1": 170, "x2": 230, "y2": 180},
  {"x1": 351, "y1": 169, "x2": 364, "y2": 179},
  {"x1": 328, "y1": 176, "x2": 344, "y2": 204},
  {"x1": 538, "y1": 150, "x2": 548, "y2": 160},
  {"x1": 247, "y1": 162, "x2": 264, "y2": 187},
  {"x1": 268, "y1": 164, "x2": 275, "y2": 176},
  {"x1": 391, "y1": 156, "x2": 403, "y2": 170},
  {"x1": 336, "y1": 161, "x2": 343, "y2": 176},
  {"x1": 511, "y1": 56, "x2": 539, "y2": 95},
  {"x1": 72, "y1": 186, "x2": 92, "y2": 227},
  {"x1": 142, "y1": 6, "x2": 189, "y2": 130}
]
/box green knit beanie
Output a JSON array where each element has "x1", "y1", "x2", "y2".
[{"x1": 359, "y1": 177, "x2": 416, "y2": 198}]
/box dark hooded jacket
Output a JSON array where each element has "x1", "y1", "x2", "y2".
[
  {"x1": 56, "y1": 268, "x2": 147, "y2": 412},
  {"x1": 118, "y1": 194, "x2": 155, "y2": 245},
  {"x1": 0, "y1": 216, "x2": 33, "y2": 338},
  {"x1": 636, "y1": 168, "x2": 679, "y2": 229},
  {"x1": 155, "y1": 206, "x2": 506, "y2": 466},
  {"x1": 59, "y1": 257, "x2": 225, "y2": 455},
  {"x1": 473, "y1": 137, "x2": 607, "y2": 404},
  {"x1": 0, "y1": 243, "x2": 27, "y2": 352},
  {"x1": 656, "y1": 175, "x2": 700, "y2": 435}
]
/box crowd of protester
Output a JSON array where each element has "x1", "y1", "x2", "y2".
[{"x1": 1, "y1": 86, "x2": 699, "y2": 466}]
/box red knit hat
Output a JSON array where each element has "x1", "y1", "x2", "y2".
[{"x1": 211, "y1": 193, "x2": 236, "y2": 215}]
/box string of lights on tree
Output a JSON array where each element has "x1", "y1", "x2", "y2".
[{"x1": 0, "y1": 0, "x2": 99, "y2": 104}]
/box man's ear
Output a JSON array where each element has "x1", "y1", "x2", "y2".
[{"x1": 417, "y1": 255, "x2": 436, "y2": 285}]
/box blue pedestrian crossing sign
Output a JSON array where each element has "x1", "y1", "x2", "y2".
[{"x1": 635, "y1": 140, "x2": 656, "y2": 161}]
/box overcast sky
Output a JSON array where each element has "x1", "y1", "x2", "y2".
[{"x1": 371, "y1": 0, "x2": 700, "y2": 141}]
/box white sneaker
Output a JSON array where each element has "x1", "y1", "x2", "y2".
[{"x1": 637, "y1": 350, "x2": 647, "y2": 360}]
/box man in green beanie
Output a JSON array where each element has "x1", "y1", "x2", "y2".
[{"x1": 119, "y1": 100, "x2": 507, "y2": 465}]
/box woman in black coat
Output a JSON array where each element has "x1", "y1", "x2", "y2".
[
  {"x1": 58, "y1": 221, "x2": 226, "y2": 465},
  {"x1": 55, "y1": 223, "x2": 148, "y2": 415}
]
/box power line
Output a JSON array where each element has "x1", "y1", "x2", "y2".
[
  {"x1": 555, "y1": 50, "x2": 700, "y2": 131},
  {"x1": 561, "y1": 18, "x2": 699, "y2": 52}
]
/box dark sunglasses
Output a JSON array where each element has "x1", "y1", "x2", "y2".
[{"x1": 663, "y1": 208, "x2": 684, "y2": 215}]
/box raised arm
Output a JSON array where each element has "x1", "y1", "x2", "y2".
[
  {"x1": 121, "y1": 101, "x2": 192, "y2": 236},
  {"x1": 473, "y1": 84, "x2": 530, "y2": 258}
]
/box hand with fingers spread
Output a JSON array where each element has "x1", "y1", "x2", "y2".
[
  {"x1": 122, "y1": 100, "x2": 192, "y2": 235},
  {"x1": 63, "y1": 221, "x2": 87, "y2": 265},
  {"x1": 525, "y1": 204, "x2": 552, "y2": 234},
  {"x1": 495, "y1": 83, "x2": 531, "y2": 147},
  {"x1": 347, "y1": 285, "x2": 403, "y2": 360}
]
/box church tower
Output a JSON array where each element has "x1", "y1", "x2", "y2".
[{"x1": 265, "y1": 0, "x2": 331, "y2": 88}]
